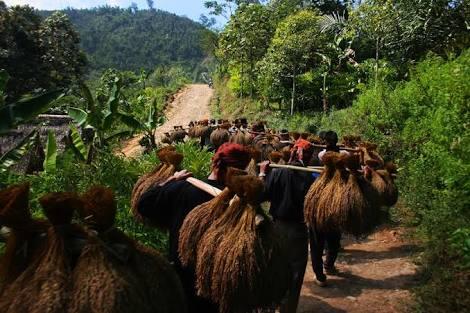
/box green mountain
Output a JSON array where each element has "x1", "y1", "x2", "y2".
[{"x1": 40, "y1": 7, "x2": 210, "y2": 73}]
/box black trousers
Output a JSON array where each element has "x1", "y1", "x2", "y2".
[
  {"x1": 274, "y1": 220, "x2": 309, "y2": 313},
  {"x1": 309, "y1": 225, "x2": 341, "y2": 282}
]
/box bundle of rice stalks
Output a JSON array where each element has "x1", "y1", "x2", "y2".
[
  {"x1": 229, "y1": 131, "x2": 252, "y2": 146},
  {"x1": 359, "y1": 142, "x2": 384, "y2": 168},
  {"x1": 210, "y1": 128, "x2": 230, "y2": 150},
  {"x1": 268, "y1": 151, "x2": 283, "y2": 164},
  {"x1": 300, "y1": 132, "x2": 310, "y2": 140},
  {"x1": 336, "y1": 154, "x2": 377, "y2": 236},
  {"x1": 313, "y1": 154, "x2": 350, "y2": 232},
  {"x1": 162, "y1": 132, "x2": 173, "y2": 144},
  {"x1": 0, "y1": 192, "x2": 82, "y2": 313},
  {"x1": 304, "y1": 152, "x2": 339, "y2": 227},
  {"x1": 290, "y1": 132, "x2": 301, "y2": 141},
  {"x1": 307, "y1": 134, "x2": 323, "y2": 145},
  {"x1": 178, "y1": 187, "x2": 234, "y2": 267},
  {"x1": 281, "y1": 146, "x2": 291, "y2": 164},
  {"x1": 342, "y1": 135, "x2": 362, "y2": 148},
  {"x1": 196, "y1": 170, "x2": 288, "y2": 313},
  {"x1": 73, "y1": 186, "x2": 187, "y2": 313},
  {"x1": 365, "y1": 162, "x2": 399, "y2": 207},
  {"x1": 0, "y1": 184, "x2": 49, "y2": 293},
  {"x1": 170, "y1": 129, "x2": 187, "y2": 143},
  {"x1": 246, "y1": 148, "x2": 262, "y2": 177},
  {"x1": 130, "y1": 147, "x2": 183, "y2": 228}
]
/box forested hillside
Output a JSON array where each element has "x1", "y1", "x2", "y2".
[{"x1": 40, "y1": 7, "x2": 210, "y2": 73}]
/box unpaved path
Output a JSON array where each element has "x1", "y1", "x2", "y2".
[
  {"x1": 299, "y1": 226, "x2": 417, "y2": 313},
  {"x1": 121, "y1": 84, "x2": 213, "y2": 157}
]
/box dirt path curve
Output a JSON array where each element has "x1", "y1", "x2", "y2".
[
  {"x1": 299, "y1": 226, "x2": 417, "y2": 313},
  {"x1": 121, "y1": 84, "x2": 213, "y2": 158}
]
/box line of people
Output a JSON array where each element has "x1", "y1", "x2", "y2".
[{"x1": 138, "y1": 120, "x2": 351, "y2": 313}]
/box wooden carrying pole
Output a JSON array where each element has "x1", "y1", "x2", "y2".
[
  {"x1": 312, "y1": 144, "x2": 359, "y2": 153},
  {"x1": 264, "y1": 163, "x2": 323, "y2": 174},
  {"x1": 186, "y1": 177, "x2": 222, "y2": 197}
]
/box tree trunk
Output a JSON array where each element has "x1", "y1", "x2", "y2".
[
  {"x1": 375, "y1": 37, "x2": 380, "y2": 89},
  {"x1": 291, "y1": 69, "x2": 296, "y2": 116},
  {"x1": 322, "y1": 72, "x2": 329, "y2": 113}
]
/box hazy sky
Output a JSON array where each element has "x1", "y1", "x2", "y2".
[{"x1": 3, "y1": 0, "x2": 221, "y2": 23}]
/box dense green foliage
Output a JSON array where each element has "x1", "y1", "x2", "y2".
[
  {"x1": 40, "y1": 7, "x2": 212, "y2": 75},
  {"x1": 0, "y1": 2, "x2": 86, "y2": 100},
  {"x1": 214, "y1": 0, "x2": 469, "y2": 112}
]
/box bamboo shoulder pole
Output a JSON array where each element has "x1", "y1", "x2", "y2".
[
  {"x1": 312, "y1": 144, "x2": 359, "y2": 153},
  {"x1": 266, "y1": 163, "x2": 323, "y2": 174},
  {"x1": 186, "y1": 177, "x2": 222, "y2": 197}
]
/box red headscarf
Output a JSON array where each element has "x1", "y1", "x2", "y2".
[
  {"x1": 289, "y1": 139, "x2": 313, "y2": 164},
  {"x1": 212, "y1": 143, "x2": 251, "y2": 182}
]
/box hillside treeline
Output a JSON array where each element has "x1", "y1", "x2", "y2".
[
  {"x1": 40, "y1": 7, "x2": 211, "y2": 73},
  {"x1": 211, "y1": 1, "x2": 470, "y2": 312},
  {"x1": 213, "y1": 0, "x2": 468, "y2": 111}
]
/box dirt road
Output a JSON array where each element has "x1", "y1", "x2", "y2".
[
  {"x1": 121, "y1": 84, "x2": 213, "y2": 158},
  {"x1": 299, "y1": 226, "x2": 417, "y2": 313}
]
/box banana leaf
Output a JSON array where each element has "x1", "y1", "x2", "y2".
[
  {"x1": 69, "y1": 125, "x2": 87, "y2": 161},
  {"x1": 118, "y1": 113, "x2": 142, "y2": 130},
  {"x1": 0, "y1": 90, "x2": 63, "y2": 134},
  {"x1": 43, "y1": 130, "x2": 57, "y2": 173},
  {"x1": 0, "y1": 130, "x2": 37, "y2": 172},
  {"x1": 68, "y1": 107, "x2": 88, "y2": 126}
]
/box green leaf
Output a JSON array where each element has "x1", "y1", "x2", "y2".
[
  {"x1": 79, "y1": 82, "x2": 95, "y2": 111},
  {"x1": 0, "y1": 130, "x2": 37, "y2": 172},
  {"x1": 107, "y1": 83, "x2": 120, "y2": 113},
  {"x1": 68, "y1": 107, "x2": 88, "y2": 126},
  {"x1": 0, "y1": 90, "x2": 63, "y2": 134},
  {"x1": 118, "y1": 113, "x2": 142, "y2": 130},
  {"x1": 43, "y1": 130, "x2": 57, "y2": 173},
  {"x1": 105, "y1": 130, "x2": 133, "y2": 142},
  {"x1": 69, "y1": 125, "x2": 87, "y2": 160}
]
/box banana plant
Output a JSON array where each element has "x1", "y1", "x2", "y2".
[
  {"x1": 0, "y1": 130, "x2": 38, "y2": 173},
  {"x1": 68, "y1": 80, "x2": 135, "y2": 161},
  {"x1": 0, "y1": 70, "x2": 63, "y2": 134},
  {"x1": 43, "y1": 130, "x2": 57, "y2": 173}
]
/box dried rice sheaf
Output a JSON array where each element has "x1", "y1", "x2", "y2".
[
  {"x1": 304, "y1": 152, "x2": 339, "y2": 227},
  {"x1": 130, "y1": 147, "x2": 183, "y2": 227},
  {"x1": 196, "y1": 170, "x2": 288, "y2": 313},
  {"x1": 0, "y1": 192, "x2": 81, "y2": 313},
  {"x1": 178, "y1": 187, "x2": 234, "y2": 267}
]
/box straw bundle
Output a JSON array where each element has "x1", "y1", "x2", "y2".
[
  {"x1": 170, "y1": 129, "x2": 187, "y2": 143},
  {"x1": 70, "y1": 186, "x2": 153, "y2": 313},
  {"x1": 130, "y1": 147, "x2": 183, "y2": 227},
  {"x1": 0, "y1": 184, "x2": 48, "y2": 293},
  {"x1": 0, "y1": 192, "x2": 81, "y2": 313},
  {"x1": 71, "y1": 186, "x2": 187, "y2": 313},
  {"x1": 195, "y1": 170, "x2": 288, "y2": 313},
  {"x1": 342, "y1": 135, "x2": 362, "y2": 148},
  {"x1": 359, "y1": 142, "x2": 384, "y2": 168},
  {"x1": 367, "y1": 162, "x2": 398, "y2": 207},
  {"x1": 229, "y1": 131, "x2": 251, "y2": 146},
  {"x1": 336, "y1": 155, "x2": 375, "y2": 236},
  {"x1": 304, "y1": 152, "x2": 339, "y2": 227},
  {"x1": 210, "y1": 128, "x2": 230, "y2": 149},
  {"x1": 178, "y1": 187, "x2": 234, "y2": 267},
  {"x1": 269, "y1": 151, "x2": 283, "y2": 164},
  {"x1": 313, "y1": 154, "x2": 350, "y2": 232}
]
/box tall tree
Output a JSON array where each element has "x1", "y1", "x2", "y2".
[
  {"x1": 258, "y1": 9, "x2": 326, "y2": 113},
  {"x1": 0, "y1": 2, "x2": 85, "y2": 100},
  {"x1": 217, "y1": 3, "x2": 274, "y2": 97}
]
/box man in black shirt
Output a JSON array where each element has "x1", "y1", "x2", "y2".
[
  {"x1": 137, "y1": 143, "x2": 251, "y2": 313},
  {"x1": 259, "y1": 139, "x2": 316, "y2": 313}
]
